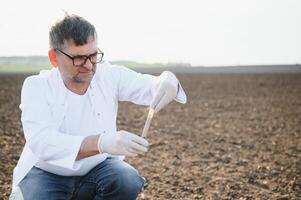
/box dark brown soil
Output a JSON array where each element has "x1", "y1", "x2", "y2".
[{"x1": 0, "y1": 73, "x2": 300, "y2": 199}]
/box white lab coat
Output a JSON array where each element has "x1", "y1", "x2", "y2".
[{"x1": 11, "y1": 61, "x2": 187, "y2": 190}]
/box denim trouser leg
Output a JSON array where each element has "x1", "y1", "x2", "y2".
[
  {"x1": 18, "y1": 167, "x2": 75, "y2": 200},
  {"x1": 74, "y1": 157, "x2": 145, "y2": 200},
  {"x1": 17, "y1": 157, "x2": 145, "y2": 200}
]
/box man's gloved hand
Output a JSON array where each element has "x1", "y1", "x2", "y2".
[
  {"x1": 97, "y1": 131, "x2": 149, "y2": 156},
  {"x1": 151, "y1": 71, "x2": 179, "y2": 113}
]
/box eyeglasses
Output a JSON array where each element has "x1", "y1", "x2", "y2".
[{"x1": 55, "y1": 48, "x2": 104, "y2": 67}]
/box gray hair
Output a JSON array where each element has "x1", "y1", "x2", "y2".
[{"x1": 49, "y1": 14, "x2": 97, "y2": 50}]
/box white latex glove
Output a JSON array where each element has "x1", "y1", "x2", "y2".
[
  {"x1": 151, "y1": 71, "x2": 179, "y2": 113},
  {"x1": 98, "y1": 130, "x2": 149, "y2": 156}
]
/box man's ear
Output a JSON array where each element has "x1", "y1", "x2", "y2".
[{"x1": 48, "y1": 50, "x2": 58, "y2": 68}]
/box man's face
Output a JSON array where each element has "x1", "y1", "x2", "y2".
[{"x1": 56, "y1": 36, "x2": 98, "y2": 86}]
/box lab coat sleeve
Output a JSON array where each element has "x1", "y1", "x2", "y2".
[
  {"x1": 19, "y1": 76, "x2": 85, "y2": 169},
  {"x1": 116, "y1": 65, "x2": 187, "y2": 105}
]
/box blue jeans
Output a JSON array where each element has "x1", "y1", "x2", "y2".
[{"x1": 18, "y1": 157, "x2": 145, "y2": 200}]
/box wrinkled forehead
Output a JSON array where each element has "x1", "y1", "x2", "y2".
[
  {"x1": 63, "y1": 34, "x2": 97, "y2": 49},
  {"x1": 70, "y1": 31, "x2": 97, "y2": 46}
]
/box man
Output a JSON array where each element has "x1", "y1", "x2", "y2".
[{"x1": 10, "y1": 14, "x2": 186, "y2": 200}]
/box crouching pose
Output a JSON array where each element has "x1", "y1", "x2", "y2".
[{"x1": 10, "y1": 14, "x2": 186, "y2": 200}]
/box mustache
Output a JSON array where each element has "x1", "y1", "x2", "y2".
[{"x1": 76, "y1": 66, "x2": 96, "y2": 74}]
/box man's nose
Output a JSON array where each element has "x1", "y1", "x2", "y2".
[{"x1": 82, "y1": 58, "x2": 93, "y2": 70}]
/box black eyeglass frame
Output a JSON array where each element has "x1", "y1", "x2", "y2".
[{"x1": 55, "y1": 48, "x2": 104, "y2": 67}]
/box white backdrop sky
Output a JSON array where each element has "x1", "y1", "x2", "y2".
[{"x1": 0, "y1": 0, "x2": 300, "y2": 66}]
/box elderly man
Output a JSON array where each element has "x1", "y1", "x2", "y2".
[{"x1": 10, "y1": 14, "x2": 186, "y2": 200}]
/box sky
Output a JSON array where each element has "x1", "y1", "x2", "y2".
[{"x1": 0, "y1": 0, "x2": 300, "y2": 66}]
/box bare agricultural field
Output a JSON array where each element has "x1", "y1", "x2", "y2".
[{"x1": 0, "y1": 73, "x2": 300, "y2": 199}]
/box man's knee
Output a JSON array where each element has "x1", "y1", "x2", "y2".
[
  {"x1": 98, "y1": 162, "x2": 145, "y2": 199},
  {"x1": 115, "y1": 167, "x2": 144, "y2": 195}
]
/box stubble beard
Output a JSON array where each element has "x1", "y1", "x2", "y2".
[{"x1": 72, "y1": 68, "x2": 96, "y2": 84}]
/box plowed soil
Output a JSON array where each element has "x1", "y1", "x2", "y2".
[{"x1": 0, "y1": 73, "x2": 300, "y2": 199}]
